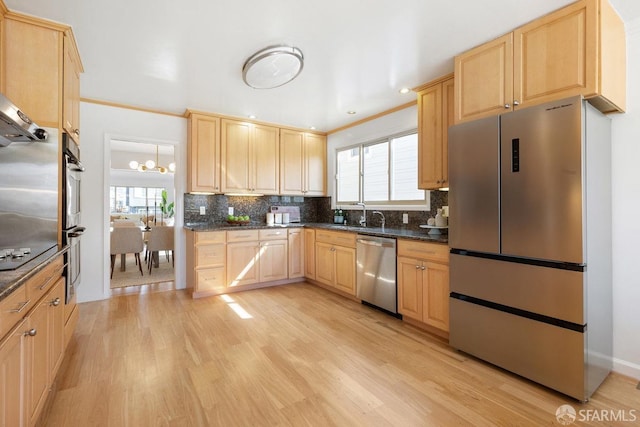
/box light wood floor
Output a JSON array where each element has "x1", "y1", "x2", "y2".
[{"x1": 42, "y1": 283, "x2": 639, "y2": 426}]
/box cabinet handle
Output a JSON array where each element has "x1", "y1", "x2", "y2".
[
  {"x1": 24, "y1": 329, "x2": 37, "y2": 337},
  {"x1": 504, "y1": 104, "x2": 511, "y2": 109},
  {"x1": 331, "y1": 247, "x2": 336, "y2": 252},
  {"x1": 74, "y1": 129, "x2": 80, "y2": 136},
  {"x1": 421, "y1": 266, "x2": 426, "y2": 270},
  {"x1": 513, "y1": 100, "x2": 520, "y2": 106},
  {"x1": 415, "y1": 265, "x2": 421, "y2": 269},
  {"x1": 51, "y1": 297, "x2": 61, "y2": 307},
  {"x1": 10, "y1": 300, "x2": 30, "y2": 313}
]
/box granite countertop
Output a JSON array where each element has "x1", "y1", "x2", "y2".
[
  {"x1": 184, "y1": 222, "x2": 449, "y2": 244},
  {"x1": 0, "y1": 246, "x2": 68, "y2": 302}
]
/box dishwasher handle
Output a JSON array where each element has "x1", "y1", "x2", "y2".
[{"x1": 357, "y1": 238, "x2": 395, "y2": 248}]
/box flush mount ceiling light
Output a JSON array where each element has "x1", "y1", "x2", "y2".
[
  {"x1": 129, "y1": 145, "x2": 175, "y2": 174},
  {"x1": 242, "y1": 45, "x2": 304, "y2": 89}
]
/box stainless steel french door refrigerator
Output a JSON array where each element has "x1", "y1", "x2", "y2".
[{"x1": 448, "y1": 96, "x2": 612, "y2": 401}]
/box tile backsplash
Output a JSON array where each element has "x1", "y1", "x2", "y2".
[{"x1": 184, "y1": 191, "x2": 448, "y2": 231}]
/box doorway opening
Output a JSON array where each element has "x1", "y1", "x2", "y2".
[{"x1": 109, "y1": 140, "x2": 176, "y2": 292}]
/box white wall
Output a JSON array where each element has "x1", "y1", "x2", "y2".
[
  {"x1": 611, "y1": 18, "x2": 640, "y2": 379},
  {"x1": 78, "y1": 102, "x2": 187, "y2": 303}
]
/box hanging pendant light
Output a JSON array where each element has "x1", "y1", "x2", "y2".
[{"x1": 129, "y1": 145, "x2": 173, "y2": 174}]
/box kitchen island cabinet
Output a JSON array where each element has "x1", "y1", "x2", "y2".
[
  {"x1": 397, "y1": 239, "x2": 450, "y2": 337},
  {"x1": 454, "y1": 0, "x2": 625, "y2": 124}
]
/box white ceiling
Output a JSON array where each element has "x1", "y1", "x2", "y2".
[{"x1": 5, "y1": 0, "x2": 640, "y2": 132}]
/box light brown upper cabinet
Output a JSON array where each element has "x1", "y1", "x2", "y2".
[
  {"x1": 454, "y1": 0, "x2": 625, "y2": 124},
  {"x1": 63, "y1": 34, "x2": 82, "y2": 144},
  {"x1": 280, "y1": 129, "x2": 327, "y2": 196},
  {"x1": 417, "y1": 75, "x2": 454, "y2": 190},
  {"x1": 1, "y1": 13, "x2": 83, "y2": 132},
  {"x1": 187, "y1": 112, "x2": 221, "y2": 193},
  {"x1": 221, "y1": 119, "x2": 279, "y2": 195}
]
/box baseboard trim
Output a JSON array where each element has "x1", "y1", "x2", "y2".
[{"x1": 613, "y1": 357, "x2": 640, "y2": 380}]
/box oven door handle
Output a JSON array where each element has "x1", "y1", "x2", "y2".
[
  {"x1": 67, "y1": 158, "x2": 85, "y2": 172},
  {"x1": 67, "y1": 226, "x2": 86, "y2": 238}
]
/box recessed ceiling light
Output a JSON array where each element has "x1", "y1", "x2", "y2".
[
  {"x1": 248, "y1": 114, "x2": 256, "y2": 119},
  {"x1": 399, "y1": 87, "x2": 411, "y2": 94},
  {"x1": 310, "y1": 126, "x2": 316, "y2": 130},
  {"x1": 347, "y1": 111, "x2": 356, "y2": 115}
]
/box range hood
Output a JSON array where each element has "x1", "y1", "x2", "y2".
[{"x1": 0, "y1": 93, "x2": 47, "y2": 147}]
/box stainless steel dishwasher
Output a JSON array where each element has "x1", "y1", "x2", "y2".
[{"x1": 356, "y1": 235, "x2": 398, "y2": 315}]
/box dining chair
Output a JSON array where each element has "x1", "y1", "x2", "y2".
[
  {"x1": 146, "y1": 226, "x2": 174, "y2": 274},
  {"x1": 110, "y1": 227, "x2": 144, "y2": 278}
]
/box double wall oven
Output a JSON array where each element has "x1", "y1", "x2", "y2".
[{"x1": 62, "y1": 134, "x2": 85, "y2": 303}]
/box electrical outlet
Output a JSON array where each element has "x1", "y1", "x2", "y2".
[
  {"x1": 402, "y1": 213, "x2": 409, "y2": 224},
  {"x1": 442, "y1": 206, "x2": 449, "y2": 217},
  {"x1": 228, "y1": 207, "x2": 234, "y2": 216},
  {"x1": 199, "y1": 206, "x2": 206, "y2": 215}
]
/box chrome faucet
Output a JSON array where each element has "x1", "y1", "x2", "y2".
[
  {"x1": 355, "y1": 202, "x2": 366, "y2": 227},
  {"x1": 373, "y1": 211, "x2": 385, "y2": 230}
]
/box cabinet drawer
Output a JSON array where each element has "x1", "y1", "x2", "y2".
[
  {"x1": 258, "y1": 229, "x2": 288, "y2": 241},
  {"x1": 195, "y1": 231, "x2": 226, "y2": 245},
  {"x1": 0, "y1": 285, "x2": 29, "y2": 340},
  {"x1": 195, "y1": 244, "x2": 225, "y2": 268},
  {"x1": 196, "y1": 267, "x2": 226, "y2": 293},
  {"x1": 397, "y1": 240, "x2": 449, "y2": 263},
  {"x1": 227, "y1": 230, "x2": 259, "y2": 243},
  {"x1": 25, "y1": 256, "x2": 64, "y2": 303},
  {"x1": 314, "y1": 229, "x2": 356, "y2": 248}
]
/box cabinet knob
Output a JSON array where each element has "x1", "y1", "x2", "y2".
[
  {"x1": 24, "y1": 328, "x2": 37, "y2": 337},
  {"x1": 415, "y1": 265, "x2": 421, "y2": 269},
  {"x1": 513, "y1": 100, "x2": 520, "y2": 106},
  {"x1": 331, "y1": 247, "x2": 336, "y2": 252},
  {"x1": 74, "y1": 129, "x2": 80, "y2": 136},
  {"x1": 51, "y1": 297, "x2": 61, "y2": 307},
  {"x1": 421, "y1": 266, "x2": 426, "y2": 270},
  {"x1": 504, "y1": 104, "x2": 511, "y2": 109}
]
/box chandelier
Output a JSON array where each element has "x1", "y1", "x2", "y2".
[{"x1": 128, "y1": 145, "x2": 175, "y2": 174}]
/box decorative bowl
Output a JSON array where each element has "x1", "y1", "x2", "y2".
[{"x1": 226, "y1": 220, "x2": 250, "y2": 226}]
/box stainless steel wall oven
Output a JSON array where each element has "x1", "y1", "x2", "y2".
[{"x1": 62, "y1": 134, "x2": 85, "y2": 303}]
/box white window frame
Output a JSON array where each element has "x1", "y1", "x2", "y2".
[{"x1": 335, "y1": 129, "x2": 429, "y2": 210}]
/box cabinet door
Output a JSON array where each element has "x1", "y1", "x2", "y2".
[
  {"x1": 252, "y1": 124, "x2": 280, "y2": 194},
  {"x1": 397, "y1": 257, "x2": 423, "y2": 321},
  {"x1": 288, "y1": 229, "x2": 304, "y2": 279},
  {"x1": 2, "y1": 18, "x2": 61, "y2": 127},
  {"x1": 0, "y1": 319, "x2": 27, "y2": 427},
  {"x1": 221, "y1": 120, "x2": 251, "y2": 193},
  {"x1": 226, "y1": 242, "x2": 260, "y2": 287},
  {"x1": 188, "y1": 114, "x2": 221, "y2": 192},
  {"x1": 315, "y1": 242, "x2": 335, "y2": 287},
  {"x1": 48, "y1": 279, "x2": 65, "y2": 381},
  {"x1": 260, "y1": 240, "x2": 288, "y2": 282},
  {"x1": 423, "y1": 262, "x2": 450, "y2": 332},
  {"x1": 280, "y1": 129, "x2": 305, "y2": 195},
  {"x1": 441, "y1": 77, "x2": 455, "y2": 188},
  {"x1": 513, "y1": 0, "x2": 596, "y2": 109},
  {"x1": 454, "y1": 33, "x2": 513, "y2": 124},
  {"x1": 304, "y1": 134, "x2": 327, "y2": 196},
  {"x1": 196, "y1": 267, "x2": 226, "y2": 294},
  {"x1": 304, "y1": 229, "x2": 316, "y2": 280},
  {"x1": 418, "y1": 83, "x2": 443, "y2": 189},
  {"x1": 25, "y1": 299, "x2": 50, "y2": 426},
  {"x1": 334, "y1": 246, "x2": 356, "y2": 296},
  {"x1": 63, "y1": 35, "x2": 81, "y2": 144}
]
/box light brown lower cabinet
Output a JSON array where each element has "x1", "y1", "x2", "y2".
[
  {"x1": 0, "y1": 265, "x2": 66, "y2": 427},
  {"x1": 303, "y1": 228, "x2": 316, "y2": 280},
  {"x1": 314, "y1": 230, "x2": 357, "y2": 296},
  {"x1": 397, "y1": 240, "x2": 450, "y2": 335},
  {"x1": 287, "y1": 228, "x2": 304, "y2": 279}
]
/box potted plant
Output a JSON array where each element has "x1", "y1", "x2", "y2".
[{"x1": 159, "y1": 189, "x2": 174, "y2": 225}]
